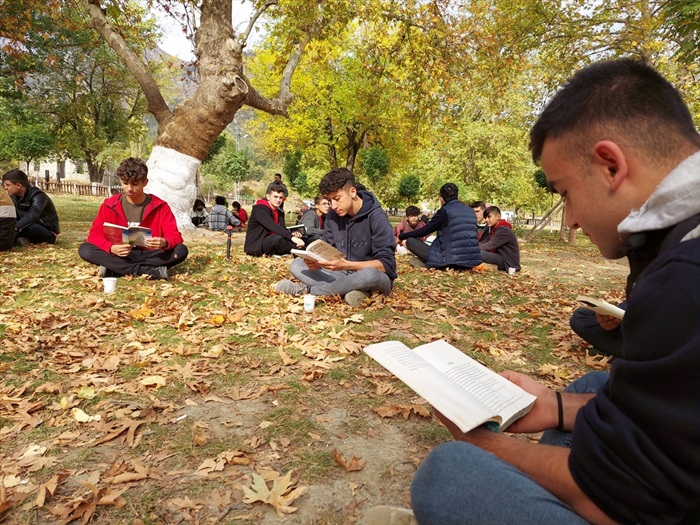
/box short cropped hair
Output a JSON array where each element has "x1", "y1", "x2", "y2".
[
  {"x1": 232, "y1": 201, "x2": 241, "y2": 210},
  {"x1": 529, "y1": 58, "x2": 700, "y2": 165},
  {"x1": 484, "y1": 205, "x2": 501, "y2": 218},
  {"x1": 116, "y1": 158, "x2": 148, "y2": 183},
  {"x1": 470, "y1": 201, "x2": 486, "y2": 211},
  {"x1": 319, "y1": 167, "x2": 355, "y2": 195},
  {"x1": 2, "y1": 169, "x2": 29, "y2": 188},
  {"x1": 439, "y1": 183, "x2": 459, "y2": 202},
  {"x1": 215, "y1": 195, "x2": 227, "y2": 206},
  {"x1": 405, "y1": 205, "x2": 421, "y2": 217},
  {"x1": 314, "y1": 195, "x2": 326, "y2": 205},
  {"x1": 267, "y1": 182, "x2": 286, "y2": 195}
]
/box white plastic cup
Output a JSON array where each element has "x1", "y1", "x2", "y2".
[
  {"x1": 303, "y1": 294, "x2": 316, "y2": 312},
  {"x1": 508, "y1": 267, "x2": 516, "y2": 275},
  {"x1": 103, "y1": 277, "x2": 117, "y2": 293}
]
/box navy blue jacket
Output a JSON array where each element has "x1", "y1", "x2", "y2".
[
  {"x1": 400, "y1": 198, "x2": 481, "y2": 269},
  {"x1": 322, "y1": 191, "x2": 397, "y2": 281},
  {"x1": 570, "y1": 229, "x2": 700, "y2": 523},
  {"x1": 12, "y1": 186, "x2": 60, "y2": 234}
]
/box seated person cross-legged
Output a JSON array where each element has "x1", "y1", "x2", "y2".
[
  {"x1": 298, "y1": 195, "x2": 330, "y2": 243},
  {"x1": 78, "y1": 157, "x2": 188, "y2": 280},
  {"x1": 399, "y1": 183, "x2": 481, "y2": 270},
  {"x1": 274, "y1": 168, "x2": 397, "y2": 307},
  {"x1": 2, "y1": 169, "x2": 60, "y2": 246},
  {"x1": 243, "y1": 183, "x2": 304, "y2": 256},
  {"x1": 209, "y1": 196, "x2": 240, "y2": 231},
  {"x1": 479, "y1": 205, "x2": 521, "y2": 272}
]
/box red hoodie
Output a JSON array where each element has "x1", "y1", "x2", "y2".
[{"x1": 86, "y1": 193, "x2": 183, "y2": 253}]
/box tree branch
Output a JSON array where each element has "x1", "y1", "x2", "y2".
[
  {"x1": 240, "y1": 1, "x2": 276, "y2": 47},
  {"x1": 79, "y1": 0, "x2": 173, "y2": 126},
  {"x1": 243, "y1": 33, "x2": 309, "y2": 115}
]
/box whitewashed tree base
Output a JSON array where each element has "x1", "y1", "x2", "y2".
[{"x1": 146, "y1": 146, "x2": 200, "y2": 230}]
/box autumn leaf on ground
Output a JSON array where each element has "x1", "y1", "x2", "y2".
[
  {"x1": 128, "y1": 305, "x2": 155, "y2": 320},
  {"x1": 242, "y1": 470, "x2": 308, "y2": 516},
  {"x1": 373, "y1": 404, "x2": 431, "y2": 420},
  {"x1": 333, "y1": 449, "x2": 365, "y2": 472}
]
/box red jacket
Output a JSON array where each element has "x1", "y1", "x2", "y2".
[{"x1": 86, "y1": 193, "x2": 184, "y2": 253}]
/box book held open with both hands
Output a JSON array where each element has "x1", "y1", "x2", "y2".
[
  {"x1": 103, "y1": 222, "x2": 152, "y2": 247},
  {"x1": 363, "y1": 339, "x2": 536, "y2": 433},
  {"x1": 291, "y1": 239, "x2": 345, "y2": 262},
  {"x1": 576, "y1": 295, "x2": 625, "y2": 319}
]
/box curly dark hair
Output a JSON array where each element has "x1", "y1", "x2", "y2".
[
  {"x1": 319, "y1": 167, "x2": 355, "y2": 195},
  {"x1": 116, "y1": 158, "x2": 148, "y2": 183}
]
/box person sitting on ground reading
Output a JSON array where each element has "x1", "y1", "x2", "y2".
[
  {"x1": 398, "y1": 183, "x2": 481, "y2": 270},
  {"x1": 244, "y1": 183, "x2": 304, "y2": 257},
  {"x1": 298, "y1": 195, "x2": 330, "y2": 243},
  {"x1": 78, "y1": 157, "x2": 188, "y2": 280},
  {"x1": 396, "y1": 58, "x2": 700, "y2": 525},
  {"x1": 274, "y1": 167, "x2": 397, "y2": 306},
  {"x1": 393, "y1": 205, "x2": 426, "y2": 255},
  {"x1": 0, "y1": 185, "x2": 17, "y2": 251},
  {"x1": 2, "y1": 169, "x2": 60, "y2": 246},
  {"x1": 479, "y1": 205, "x2": 521, "y2": 272},
  {"x1": 190, "y1": 198, "x2": 209, "y2": 228},
  {"x1": 570, "y1": 298, "x2": 627, "y2": 358},
  {"x1": 470, "y1": 201, "x2": 488, "y2": 240},
  {"x1": 209, "y1": 196, "x2": 240, "y2": 231},
  {"x1": 231, "y1": 201, "x2": 247, "y2": 230}
]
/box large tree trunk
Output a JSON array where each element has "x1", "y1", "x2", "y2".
[{"x1": 82, "y1": 0, "x2": 306, "y2": 229}]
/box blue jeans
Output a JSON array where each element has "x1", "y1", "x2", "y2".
[
  {"x1": 289, "y1": 257, "x2": 392, "y2": 296},
  {"x1": 410, "y1": 372, "x2": 609, "y2": 524}
]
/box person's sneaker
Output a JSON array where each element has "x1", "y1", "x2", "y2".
[
  {"x1": 16, "y1": 237, "x2": 30, "y2": 247},
  {"x1": 274, "y1": 279, "x2": 308, "y2": 296},
  {"x1": 361, "y1": 506, "x2": 417, "y2": 525},
  {"x1": 344, "y1": 290, "x2": 370, "y2": 306},
  {"x1": 409, "y1": 257, "x2": 426, "y2": 268},
  {"x1": 97, "y1": 265, "x2": 113, "y2": 278},
  {"x1": 151, "y1": 266, "x2": 169, "y2": 280}
]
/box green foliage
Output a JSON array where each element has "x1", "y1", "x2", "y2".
[
  {"x1": 397, "y1": 173, "x2": 420, "y2": 201},
  {"x1": 284, "y1": 149, "x2": 304, "y2": 192},
  {"x1": 0, "y1": 124, "x2": 53, "y2": 170},
  {"x1": 359, "y1": 146, "x2": 390, "y2": 184},
  {"x1": 203, "y1": 135, "x2": 227, "y2": 164}
]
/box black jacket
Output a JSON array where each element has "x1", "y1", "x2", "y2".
[
  {"x1": 244, "y1": 199, "x2": 292, "y2": 256},
  {"x1": 13, "y1": 186, "x2": 60, "y2": 234}
]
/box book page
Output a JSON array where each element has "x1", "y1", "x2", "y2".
[
  {"x1": 364, "y1": 341, "x2": 500, "y2": 433},
  {"x1": 413, "y1": 340, "x2": 535, "y2": 428},
  {"x1": 291, "y1": 249, "x2": 321, "y2": 262},
  {"x1": 306, "y1": 240, "x2": 344, "y2": 261}
]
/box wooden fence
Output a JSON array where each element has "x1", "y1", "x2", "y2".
[{"x1": 36, "y1": 181, "x2": 121, "y2": 198}]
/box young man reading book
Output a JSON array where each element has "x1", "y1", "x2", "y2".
[
  {"x1": 368, "y1": 59, "x2": 700, "y2": 524},
  {"x1": 243, "y1": 183, "x2": 305, "y2": 256},
  {"x1": 275, "y1": 168, "x2": 396, "y2": 306},
  {"x1": 78, "y1": 158, "x2": 188, "y2": 280}
]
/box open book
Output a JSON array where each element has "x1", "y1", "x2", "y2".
[
  {"x1": 291, "y1": 239, "x2": 345, "y2": 262},
  {"x1": 288, "y1": 224, "x2": 307, "y2": 235},
  {"x1": 576, "y1": 295, "x2": 625, "y2": 319},
  {"x1": 103, "y1": 222, "x2": 152, "y2": 247},
  {"x1": 363, "y1": 340, "x2": 536, "y2": 433}
]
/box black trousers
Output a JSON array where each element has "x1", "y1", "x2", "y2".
[
  {"x1": 262, "y1": 234, "x2": 296, "y2": 256},
  {"x1": 78, "y1": 242, "x2": 188, "y2": 277}
]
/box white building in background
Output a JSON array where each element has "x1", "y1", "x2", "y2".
[{"x1": 26, "y1": 159, "x2": 91, "y2": 184}]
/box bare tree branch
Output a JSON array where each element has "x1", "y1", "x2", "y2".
[
  {"x1": 243, "y1": 33, "x2": 309, "y2": 115},
  {"x1": 240, "y1": 1, "x2": 276, "y2": 47},
  {"x1": 79, "y1": 0, "x2": 173, "y2": 126}
]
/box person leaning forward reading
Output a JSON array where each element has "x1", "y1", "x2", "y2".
[
  {"x1": 243, "y1": 182, "x2": 304, "y2": 256},
  {"x1": 78, "y1": 157, "x2": 188, "y2": 280},
  {"x1": 274, "y1": 168, "x2": 397, "y2": 307},
  {"x1": 393, "y1": 58, "x2": 700, "y2": 525},
  {"x1": 398, "y1": 183, "x2": 481, "y2": 270},
  {"x1": 2, "y1": 169, "x2": 60, "y2": 246}
]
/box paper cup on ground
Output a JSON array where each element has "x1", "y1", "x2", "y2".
[
  {"x1": 103, "y1": 277, "x2": 117, "y2": 293},
  {"x1": 508, "y1": 267, "x2": 516, "y2": 275},
  {"x1": 303, "y1": 294, "x2": 316, "y2": 312}
]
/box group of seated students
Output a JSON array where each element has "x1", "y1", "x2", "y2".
[
  {"x1": 190, "y1": 197, "x2": 248, "y2": 231},
  {"x1": 392, "y1": 191, "x2": 521, "y2": 273}
]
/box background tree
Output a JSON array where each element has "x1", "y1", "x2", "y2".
[
  {"x1": 0, "y1": 124, "x2": 54, "y2": 173},
  {"x1": 397, "y1": 173, "x2": 421, "y2": 205}
]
